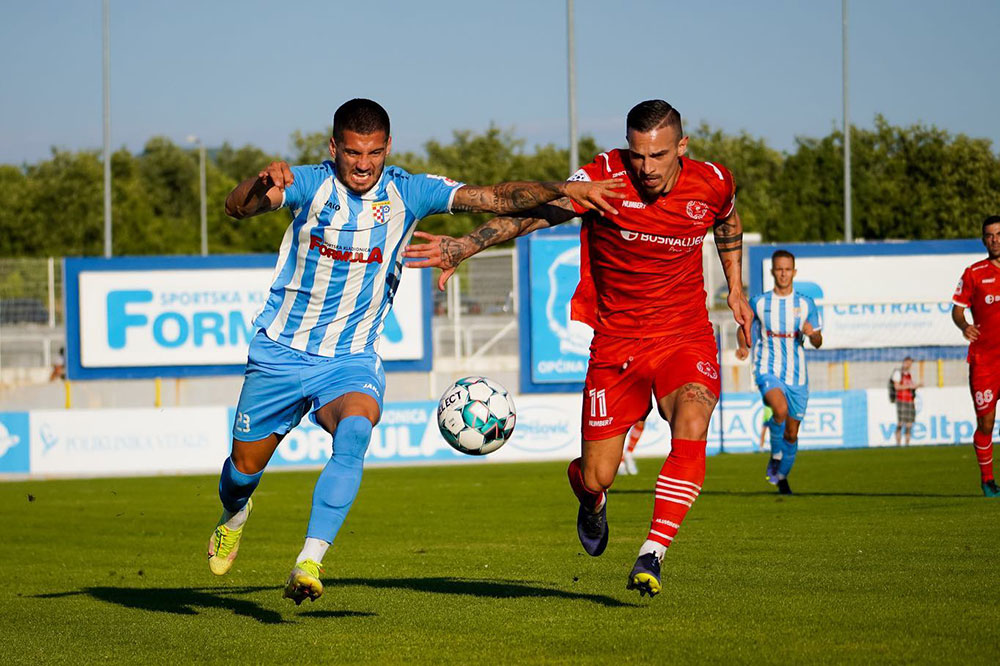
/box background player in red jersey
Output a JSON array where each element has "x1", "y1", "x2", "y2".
[
  {"x1": 404, "y1": 100, "x2": 753, "y2": 597},
  {"x1": 952, "y1": 215, "x2": 1000, "y2": 497}
]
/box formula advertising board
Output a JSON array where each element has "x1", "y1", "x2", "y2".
[{"x1": 65, "y1": 255, "x2": 431, "y2": 379}]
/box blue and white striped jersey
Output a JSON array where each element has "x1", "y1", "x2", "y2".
[
  {"x1": 749, "y1": 290, "x2": 822, "y2": 386},
  {"x1": 253, "y1": 162, "x2": 462, "y2": 357}
]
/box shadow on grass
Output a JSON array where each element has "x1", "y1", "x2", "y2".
[
  {"x1": 330, "y1": 577, "x2": 637, "y2": 608},
  {"x1": 35, "y1": 585, "x2": 292, "y2": 624},
  {"x1": 612, "y1": 489, "x2": 974, "y2": 498},
  {"x1": 299, "y1": 610, "x2": 377, "y2": 619}
]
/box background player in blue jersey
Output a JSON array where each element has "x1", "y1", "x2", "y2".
[
  {"x1": 737, "y1": 250, "x2": 822, "y2": 495},
  {"x1": 207, "y1": 98, "x2": 624, "y2": 604}
]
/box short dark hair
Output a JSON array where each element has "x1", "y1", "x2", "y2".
[
  {"x1": 626, "y1": 100, "x2": 683, "y2": 137},
  {"x1": 332, "y1": 98, "x2": 390, "y2": 142},
  {"x1": 903, "y1": 356, "x2": 913, "y2": 362},
  {"x1": 772, "y1": 249, "x2": 795, "y2": 266},
  {"x1": 983, "y1": 215, "x2": 1000, "y2": 234}
]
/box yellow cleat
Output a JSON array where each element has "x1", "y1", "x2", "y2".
[
  {"x1": 207, "y1": 498, "x2": 252, "y2": 576},
  {"x1": 626, "y1": 552, "x2": 662, "y2": 598},
  {"x1": 283, "y1": 559, "x2": 324, "y2": 605}
]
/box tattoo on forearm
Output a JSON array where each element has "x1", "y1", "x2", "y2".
[
  {"x1": 469, "y1": 227, "x2": 500, "y2": 247},
  {"x1": 454, "y1": 182, "x2": 562, "y2": 214},
  {"x1": 714, "y1": 225, "x2": 743, "y2": 255},
  {"x1": 714, "y1": 233, "x2": 742, "y2": 243}
]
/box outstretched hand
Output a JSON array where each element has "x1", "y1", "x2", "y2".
[
  {"x1": 402, "y1": 231, "x2": 470, "y2": 291},
  {"x1": 563, "y1": 178, "x2": 626, "y2": 216},
  {"x1": 258, "y1": 161, "x2": 295, "y2": 190}
]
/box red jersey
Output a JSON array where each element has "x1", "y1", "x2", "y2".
[
  {"x1": 953, "y1": 259, "x2": 1000, "y2": 363},
  {"x1": 568, "y1": 150, "x2": 736, "y2": 338}
]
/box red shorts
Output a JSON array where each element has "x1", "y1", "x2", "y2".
[
  {"x1": 581, "y1": 330, "x2": 720, "y2": 440},
  {"x1": 969, "y1": 358, "x2": 1000, "y2": 415}
]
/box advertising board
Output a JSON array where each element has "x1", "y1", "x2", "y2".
[{"x1": 65, "y1": 255, "x2": 431, "y2": 378}]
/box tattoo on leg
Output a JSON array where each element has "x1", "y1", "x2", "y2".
[{"x1": 681, "y1": 383, "x2": 718, "y2": 409}]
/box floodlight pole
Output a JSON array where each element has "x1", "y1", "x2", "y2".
[
  {"x1": 842, "y1": 0, "x2": 853, "y2": 243},
  {"x1": 567, "y1": 0, "x2": 579, "y2": 175},
  {"x1": 187, "y1": 136, "x2": 209, "y2": 255},
  {"x1": 102, "y1": 0, "x2": 112, "y2": 257}
]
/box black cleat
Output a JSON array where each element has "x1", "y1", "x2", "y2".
[
  {"x1": 983, "y1": 480, "x2": 1000, "y2": 497},
  {"x1": 626, "y1": 552, "x2": 662, "y2": 597},
  {"x1": 576, "y1": 496, "x2": 609, "y2": 556},
  {"x1": 777, "y1": 478, "x2": 793, "y2": 495}
]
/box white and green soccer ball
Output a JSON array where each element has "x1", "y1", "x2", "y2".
[{"x1": 437, "y1": 376, "x2": 516, "y2": 455}]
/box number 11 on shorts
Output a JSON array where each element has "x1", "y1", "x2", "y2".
[{"x1": 589, "y1": 388, "x2": 607, "y2": 418}]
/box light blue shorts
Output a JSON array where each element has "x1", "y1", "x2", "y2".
[
  {"x1": 232, "y1": 331, "x2": 385, "y2": 442},
  {"x1": 756, "y1": 374, "x2": 809, "y2": 422}
]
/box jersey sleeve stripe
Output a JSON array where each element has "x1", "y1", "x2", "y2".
[{"x1": 704, "y1": 161, "x2": 725, "y2": 181}]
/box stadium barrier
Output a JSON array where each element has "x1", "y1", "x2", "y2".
[{"x1": 0, "y1": 387, "x2": 987, "y2": 479}]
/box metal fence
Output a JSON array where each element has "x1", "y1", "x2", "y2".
[{"x1": 0, "y1": 258, "x2": 63, "y2": 381}]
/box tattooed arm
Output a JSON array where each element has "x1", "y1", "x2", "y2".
[
  {"x1": 402, "y1": 198, "x2": 578, "y2": 291},
  {"x1": 225, "y1": 161, "x2": 293, "y2": 219},
  {"x1": 451, "y1": 179, "x2": 623, "y2": 216},
  {"x1": 714, "y1": 209, "x2": 753, "y2": 343}
]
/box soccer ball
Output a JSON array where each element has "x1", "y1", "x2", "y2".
[{"x1": 437, "y1": 376, "x2": 516, "y2": 455}]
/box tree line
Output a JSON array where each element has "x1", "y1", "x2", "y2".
[{"x1": 1, "y1": 115, "x2": 997, "y2": 258}]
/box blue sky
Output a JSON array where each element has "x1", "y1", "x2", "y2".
[{"x1": 1, "y1": 0, "x2": 997, "y2": 166}]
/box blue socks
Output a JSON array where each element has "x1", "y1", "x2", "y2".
[
  {"x1": 306, "y1": 415, "x2": 373, "y2": 544},
  {"x1": 777, "y1": 436, "x2": 798, "y2": 478},
  {"x1": 768, "y1": 419, "x2": 786, "y2": 460},
  {"x1": 218, "y1": 456, "x2": 263, "y2": 513},
  {"x1": 768, "y1": 418, "x2": 798, "y2": 478}
]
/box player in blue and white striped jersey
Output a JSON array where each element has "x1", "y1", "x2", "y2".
[
  {"x1": 206, "y1": 99, "x2": 624, "y2": 603},
  {"x1": 737, "y1": 250, "x2": 823, "y2": 495}
]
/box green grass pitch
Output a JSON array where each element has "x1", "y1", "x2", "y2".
[{"x1": 1, "y1": 445, "x2": 997, "y2": 664}]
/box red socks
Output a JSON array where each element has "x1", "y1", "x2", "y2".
[
  {"x1": 647, "y1": 439, "x2": 706, "y2": 549},
  {"x1": 625, "y1": 421, "x2": 645, "y2": 454},
  {"x1": 567, "y1": 457, "x2": 604, "y2": 511},
  {"x1": 973, "y1": 430, "x2": 994, "y2": 482}
]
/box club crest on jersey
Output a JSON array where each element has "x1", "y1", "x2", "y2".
[
  {"x1": 372, "y1": 200, "x2": 391, "y2": 224},
  {"x1": 696, "y1": 361, "x2": 718, "y2": 380},
  {"x1": 686, "y1": 200, "x2": 709, "y2": 220}
]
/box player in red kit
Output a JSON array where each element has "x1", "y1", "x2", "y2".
[
  {"x1": 952, "y1": 215, "x2": 1000, "y2": 497},
  {"x1": 404, "y1": 100, "x2": 752, "y2": 598}
]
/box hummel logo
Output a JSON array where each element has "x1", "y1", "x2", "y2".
[
  {"x1": 622, "y1": 201, "x2": 646, "y2": 209},
  {"x1": 984, "y1": 278, "x2": 996, "y2": 283}
]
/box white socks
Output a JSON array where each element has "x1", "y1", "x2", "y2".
[
  {"x1": 638, "y1": 539, "x2": 666, "y2": 563},
  {"x1": 296, "y1": 537, "x2": 330, "y2": 564},
  {"x1": 221, "y1": 505, "x2": 250, "y2": 530}
]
